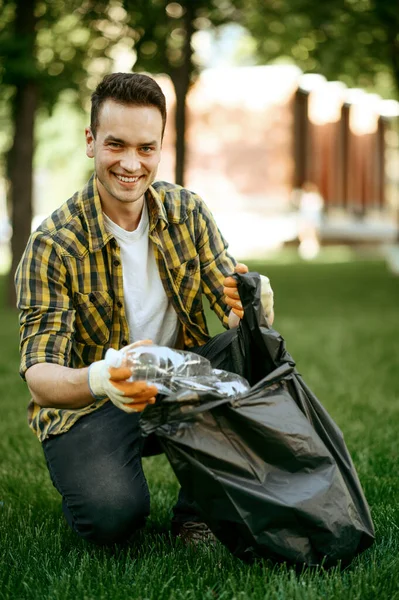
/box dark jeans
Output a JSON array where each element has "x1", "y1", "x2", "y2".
[
  {"x1": 42, "y1": 328, "x2": 243, "y2": 545},
  {"x1": 43, "y1": 401, "x2": 200, "y2": 545}
]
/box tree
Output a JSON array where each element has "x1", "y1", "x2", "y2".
[
  {"x1": 123, "y1": 0, "x2": 243, "y2": 186},
  {"x1": 2, "y1": 0, "x2": 37, "y2": 307},
  {"x1": 241, "y1": 0, "x2": 399, "y2": 98},
  {"x1": 0, "y1": 0, "x2": 128, "y2": 306}
]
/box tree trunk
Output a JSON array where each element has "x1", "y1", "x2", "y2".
[
  {"x1": 6, "y1": 0, "x2": 37, "y2": 308},
  {"x1": 170, "y1": 2, "x2": 194, "y2": 187},
  {"x1": 7, "y1": 83, "x2": 38, "y2": 307}
]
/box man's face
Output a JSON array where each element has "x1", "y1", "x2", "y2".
[{"x1": 85, "y1": 100, "x2": 163, "y2": 210}]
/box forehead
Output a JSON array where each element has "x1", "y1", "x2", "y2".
[{"x1": 97, "y1": 100, "x2": 163, "y2": 141}]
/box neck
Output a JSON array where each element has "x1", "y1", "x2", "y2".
[
  {"x1": 102, "y1": 203, "x2": 143, "y2": 231},
  {"x1": 97, "y1": 182, "x2": 145, "y2": 231}
]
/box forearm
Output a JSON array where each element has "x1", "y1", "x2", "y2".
[{"x1": 25, "y1": 363, "x2": 94, "y2": 409}]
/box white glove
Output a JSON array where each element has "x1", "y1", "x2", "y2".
[
  {"x1": 88, "y1": 357, "x2": 158, "y2": 414},
  {"x1": 260, "y1": 274, "x2": 274, "y2": 324}
]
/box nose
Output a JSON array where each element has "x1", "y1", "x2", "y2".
[{"x1": 120, "y1": 150, "x2": 141, "y2": 173}]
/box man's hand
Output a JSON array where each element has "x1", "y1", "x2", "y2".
[
  {"x1": 223, "y1": 263, "x2": 249, "y2": 319},
  {"x1": 223, "y1": 263, "x2": 275, "y2": 325},
  {"x1": 88, "y1": 360, "x2": 157, "y2": 413}
]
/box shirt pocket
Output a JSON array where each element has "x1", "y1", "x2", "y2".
[
  {"x1": 73, "y1": 291, "x2": 113, "y2": 346},
  {"x1": 170, "y1": 256, "x2": 201, "y2": 314}
]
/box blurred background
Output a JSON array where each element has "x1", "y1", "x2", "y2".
[{"x1": 0, "y1": 0, "x2": 398, "y2": 306}]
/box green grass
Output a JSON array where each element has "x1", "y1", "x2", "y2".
[{"x1": 1, "y1": 259, "x2": 399, "y2": 599}]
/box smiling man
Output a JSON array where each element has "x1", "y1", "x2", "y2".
[
  {"x1": 15, "y1": 73, "x2": 274, "y2": 546},
  {"x1": 86, "y1": 100, "x2": 163, "y2": 229}
]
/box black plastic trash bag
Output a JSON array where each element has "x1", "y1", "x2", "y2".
[{"x1": 140, "y1": 273, "x2": 375, "y2": 566}]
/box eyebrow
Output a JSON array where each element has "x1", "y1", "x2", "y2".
[
  {"x1": 104, "y1": 135, "x2": 126, "y2": 144},
  {"x1": 104, "y1": 135, "x2": 158, "y2": 146}
]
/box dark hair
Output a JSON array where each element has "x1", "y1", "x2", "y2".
[{"x1": 90, "y1": 72, "x2": 167, "y2": 138}]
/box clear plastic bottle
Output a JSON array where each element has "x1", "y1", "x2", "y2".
[
  {"x1": 105, "y1": 345, "x2": 250, "y2": 398},
  {"x1": 106, "y1": 344, "x2": 212, "y2": 380}
]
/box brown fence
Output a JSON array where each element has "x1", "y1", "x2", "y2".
[
  {"x1": 293, "y1": 87, "x2": 389, "y2": 215},
  {"x1": 157, "y1": 68, "x2": 398, "y2": 220}
]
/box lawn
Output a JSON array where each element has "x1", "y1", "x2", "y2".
[{"x1": 1, "y1": 258, "x2": 399, "y2": 600}]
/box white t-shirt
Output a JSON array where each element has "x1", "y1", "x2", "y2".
[{"x1": 103, "y1": 202, "x2": 179, "y2": 347}]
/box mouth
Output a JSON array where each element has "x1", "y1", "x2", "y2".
[{"x1": 114, "y1": 173, "x2": 142, "y2": 184}]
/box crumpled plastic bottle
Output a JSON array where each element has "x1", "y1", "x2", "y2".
[{"x1": 105, "y1": 344, "x2": 250, "y2": 398}]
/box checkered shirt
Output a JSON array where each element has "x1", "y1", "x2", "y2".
[{"x1": 15, "y1": 175, "x2": 236, "y2": 441}]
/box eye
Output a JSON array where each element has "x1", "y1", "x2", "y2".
[
  {"x1": 140, "y1": 146, "x2": 154, "y2": 154},
  {"x1": 108, "y1": 142, "x2": 121, "y2": 148}
]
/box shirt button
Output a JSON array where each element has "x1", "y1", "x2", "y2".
[
  {"x1": 113, "y1": 259, "x2": 120, "y2": 267},
  {"x1": 117, "y1": 301, "x2": 123, "y2": 308},
  {"x1": 121, "y1": 339, "x2": 128, "y2": 346},
  {"x1": 89, "y1": 293, "x2": 95, "y2": 302}
]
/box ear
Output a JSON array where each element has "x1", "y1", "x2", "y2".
[{"x1": 85, "y1": 127, "x2": 95, "y2": 158}]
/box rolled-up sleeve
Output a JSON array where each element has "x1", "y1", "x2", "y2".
[
  {"x1": 195, "y1": 199, "x2": 236, "y2": 327},
  {"x1": 15, "y1": 232, "x2": 75, "y2": 379}
]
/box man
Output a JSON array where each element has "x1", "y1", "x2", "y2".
[{"x1": 15, "y1": 73, "x2": 274, "y2": 545}]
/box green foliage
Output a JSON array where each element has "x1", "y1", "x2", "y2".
[
  {"x1": 0, "y1": 0, "x2": 244, "y2": 174},
  {"x1": 33, "y1": 92, "x2": 93, "y2": 213},
  {"x1": 1, "y1": 260, "x2": 399, "y2": 599},
  {"x1": 0, "y1": 0, "x2": 129, "y2": 114},
  {"x1": 123, "y1": 0, "x2": 242, "y2": 81},
  {"x1": 119, "y1": 1, "x2": 245, "y2": 183},
  {"x1": 0, "y1": 0, "x2": 133, "y2": 180},
  {"x1": 242, "y1": 0, "x2": 399, "y2": 98}
]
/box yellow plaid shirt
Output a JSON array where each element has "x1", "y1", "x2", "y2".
[{"x1": 15, "y1": 175, "x2": 236, "y2": 442}]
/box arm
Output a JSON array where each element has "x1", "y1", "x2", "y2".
[
  {"x1": 193, "y1": 199, "x2": 274, "y2": 327},
  {"x1": 15, "y1": 231, "x2": 75, "y2": 381},
  {"x1": 16, "y1": 233, "x2": 156, "y2": 413},
  {"x1": 25, "y1": 361, "x2": 157, "y2": 413},
  {"x1": 25, "y1": 363, "x2": 92, "y2": 409},
  {"x1": 16, "y1": 232, "x2": 99, "y2": 409}
]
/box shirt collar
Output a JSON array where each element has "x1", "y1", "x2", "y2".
[
  {"x1": 80, "y1": 174, "x2": 113, "y2": 253},
  {"x1": 146, "y1": 184, "x2": 169, "y2": 233}
]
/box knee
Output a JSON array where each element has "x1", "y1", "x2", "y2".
[{"x1": 70, "y1": 488, "x2": 150, "y2": 545}]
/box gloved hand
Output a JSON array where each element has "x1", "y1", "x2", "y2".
[
  {"x1": 223, "y1": 263, "x2": 274, "y2": 325},
  {"x1": 223, "y1": 263, "x2": 249, "y2": 319},
  {"x1": 88, "y1": 340, "x2": 158, "y2": 413}
]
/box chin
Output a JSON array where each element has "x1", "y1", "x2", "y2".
[{"x1": 118, "y1": 192, "x2": 143, "y2": 203}]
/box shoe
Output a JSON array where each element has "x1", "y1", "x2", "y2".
[{"x1": 171, "y1": 520, "x2": 217, "y2": 547}]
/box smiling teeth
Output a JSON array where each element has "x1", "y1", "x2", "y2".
[{"x1": 116, "y1": 175, "x2": 140, "y2": 183}]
